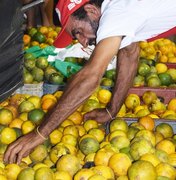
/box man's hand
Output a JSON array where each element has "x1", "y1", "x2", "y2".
[
  {"x1": 4, "y1": 131, "x2": 45, "y2": 164},
  {"x1": 83, "y1": 108, "x2": 113, "y2": 123}
]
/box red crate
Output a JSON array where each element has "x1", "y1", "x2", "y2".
[{"x1": 128, "y1": 87, "x2": 176, "y2": 104}]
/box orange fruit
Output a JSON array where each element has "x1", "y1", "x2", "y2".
[
  {"x1": 124, "y1": 94, "x2": 140, "y2": 110},
  {"x1": 97, "y1": 89, "x2": 112, "y2": 104},
  {"x1": 156, "y1": 139, "x2": 175, "y2": 154},
  {"x1": 9, "y1": 118, "x2": 23, "y2": 129},
  {"x1": 79, "y1": 134, "x2": 100, "y2": 155},
  {"x1": 27, "y1": 96, "x2": 41, "y2": 108},
  {"x1": 128, "y1": 160, "x2": 157, "y2": 180},
  {"x1": 41, "y1": 98, "x2": 57, "y2": 111},
  {"x1": 68, "y1": 111, "x2": 83, "y2": 125},
  {"x1": 23, "y1": 34, "x2": 31, "y2": 45},
  {"x1": 83, "y1": 120, "x2": 99, "y2": 132},
  {"x1": 109, "y1": 118, "x2": 128, "y2": 133},
  {"x1": 5, "y1": 105, "x2": 18, "y2": 119},
  {"x1": 140, "y1": 153, "x2": 161, "y2": 167},
  {"x1": 39, "y1": 26, "x2": 49, "y2": 35},
  {"x1": 88, "y1": 128, "x2": 105, "y2": 143},
  {"x1": 21, "y1": 120, "x2": 35, "y2": 135},
  {"x1": 17, "y1": 167, "x2": 35, "y2": 180},
  {"x1": 108, "y1": 153, "x2": 132, "y2": 176},
  {"x1": 94, "y1": 148, "x2": 114, "y2": 166},
  {"x1": 91, "y1": 165, "x2": 115, "y2": 179},
  {"x1": 0, "y1": 127, "x2": 17, "y2": 144},
  {"x1": 0, "y1": 108, "x2": 13, "y2": 125},
  {"x1": 28, "y1": 108, "x2": 45, "y2": 125},
  {"x1": 61, "y1": 134, "x2": 77, "y2": 147},
  {"x1": 60, "y1": 119, "x2": 74, "y2": 128},
  {"x1": 155, "y1": 63, "x2": 168, "y2": 73},
  {"x1": 34, "y1": 167, "x2": 55, "y2": 180},
  {"x1": 167, "y1": 98, "x2": 176, "y2": 112},
  {"x1": 156, "y1": 162, "x2": 176, "y2": 180},
  {"x1": 56, "y1": 154, "x2": 82, "y2": 177},
  {"x1": 75, "y1": 125, "x2": 86, "y2": 137},
  {"x1": 138, "y1": 116, "x2": 155, "y2": 131},
  {"x1": 63, "y1": 125, "x2": 79, "y2": 138},
  {"x1": 49, "y1": 129, "x2": 62, "y2": 145},
  {"x1": 155, "y1": 123, "x2": 174, "y2": 138},
  {"x1": 54, "y1": 170, "x2": 72, "y2": 180},
  {"x1": 5, "y1": 163, "x2": 21, "y2": 180},
  {"x1": 53, "y1": 91, "x2": 63, "y2": 100},
  {"x1": 74, "y1": 169, "x2": 95, "y2": 180}
]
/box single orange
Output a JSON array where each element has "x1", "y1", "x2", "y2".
[{"x1": 138, "y1": 116, "x2": 155, "y2": 131}]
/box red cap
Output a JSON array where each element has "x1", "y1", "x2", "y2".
[{"x1": 53, "y1": 0, "x2": 90, "y2": 48}]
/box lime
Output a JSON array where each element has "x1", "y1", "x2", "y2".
[
  {"x1": 31, "y1": 67, "x2": 44, "y2": 82},
  {"x1": 28, "y1": 27, "x2": 37, "y2": 37},
  {"x1": 158, "y1": 73, "x2": 173, "y2": 86},
  {"x1": 36, "y1": 57, "x2": 49, "y2": 70},
  {"x1": 147, "y1": 77, "x2": 161, "y2": 87},
  {"x1": 32, "y1": 32, "x2": 46, "y2": 43},
  {"x1": 49, "y1": 73, "x2": 64, "y2": 85},
  {"x1": 101, "y1": 78, "x2": 114, "y2": 87},
  {"x1": 28, "y1": 108, "x2": 45, "y2": 125},
  {"x1": 133, "y1": 75, "x2": 145, "y2": 87},
  {"x1": 138, "y1": 63, "x2": 151, "y2": 76},
  {"x1": 24, "y1": 59, "x2": 36, "y2": 71},
  {"x1": 24, "y1": 53, "x2": 35, "y2": 61},
  {"x1": 105, "y1": 69, "x2": 116, "y2": 80},
  {"x1": 23, "y1": 72, "x2": 33, "y2": 84}
]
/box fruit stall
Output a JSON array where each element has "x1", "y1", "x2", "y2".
[{"x1": 0, "y1": 25, "x2": 176, "y2": 180}]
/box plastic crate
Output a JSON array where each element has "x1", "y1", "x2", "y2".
[
  {"x1": 128, "y1": 87, "x2": 176, "y2": 104},
  {"x1": 43, "y1": 83, "x2": 66, "y2": 95},
  {"x1": 14, "y1": 82, "x2": 43, "y2": 97}
]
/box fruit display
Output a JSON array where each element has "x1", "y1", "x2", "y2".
[
  {"x1": 0, "y1": 88, "x2": 175, "y2": 179},
  {"x1": 139, "y1": 38, "x2": 176, "y2": 63},
  {"x1": 23, "y1": 26, "x2": 61, "y2": 50}
]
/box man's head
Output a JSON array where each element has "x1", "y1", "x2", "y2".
[{"x1": 53, "y1": 0, "x2": 103, "y2": 48}]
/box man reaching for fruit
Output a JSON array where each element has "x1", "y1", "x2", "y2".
[{"x1": 4, "y1": 0, "x2": 176, "y2": 164}]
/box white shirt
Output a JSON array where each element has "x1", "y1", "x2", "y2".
[{"x1": 97, "y1": 0, "x2": 176, "y2": 48}]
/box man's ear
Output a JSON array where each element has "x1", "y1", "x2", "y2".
[{"x1": 83, "y1": 4, "x2": 101, "y2": 20}]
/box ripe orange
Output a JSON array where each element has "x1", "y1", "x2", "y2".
[
  {"x1": 138, "y1": 116, "x2": 155, "y2": 131},
  {"x1": 41, "y1": 98, "x2": 57, "y2": 111},
  {"x1": 74, "y1": 169, "x2": 95, "y2": 180},
  {"x1": 23, "y1": 34, "x2": 31, "y2": 45},
  {"x1": 68, "y1": 111, "x2": 83, "y2": 125},
  {"x1": 167, "y1": 98, "x2": 176, "y2": 112},
  {"x1": 124, "y1": 94, "x2": 140, "y2": 110}
]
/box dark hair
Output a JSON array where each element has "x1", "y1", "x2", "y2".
[{"x1": 72, "y1": 0, "x2": 104, "y2": 20}]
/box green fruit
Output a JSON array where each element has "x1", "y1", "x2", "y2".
[
  {"x1": 147, "y1": 77, "x2": 161, "y2": 87},
  {"x1": 32, "y1": 32, "x2": 46, "y2": 43},
  {"x1": 18, "y1": 101, "x2": 35, "y2": 113},
  {"x1": 31, "y1": 67, "x2": 44, "y2": 82},
  {"x1": 138, "y1": 63, "x2": 151, "y2": 76},
  {"x1": 28, "y1": 27, "x2": 37, "y2": 37},
  {"x1": 17, "y1": 167, "x2": 35, "y2": 180},
  {"x1": 24, "y1": 59, "x2": 36, "y2": 71},
  {"x1": 28, "y1": 108, "x2": 45, "y2": 125},
  {"x1": 49, "y1": 73, "x2": 64, "y2": 85},
  {"x1": 158, "y1": 73, "x2": 173, "y2": 86},
  {"x1": 167, "y1": 68, "x2": 176, "y2": 82},
  {"x1": 36, "y1": 57, "x2": 49, "y2": 70},
  {"x1": 24, "y1": 53, "x2": 35, "y2": 60},
  {"x1": 133, "y1": 75, "x2": 145, "y2": 87},
  {"x1": 101, "y1": 78, "x2": 114, "y2": 87},
  {"x1": 105, "y1": 69, "x2": 116, "y2": 80},
  {"x1": 82, "y1": 99, "x2": 100, "y2": 112},
  {"x1": 23, "y1": 72, "x2": 34, "y2": 84},
  {"x1": 44, "y1": 66, "x2": 57, "y2": 81},
  {"x1": 79, "y1": 137, "x2": 100, "y2": 155}
]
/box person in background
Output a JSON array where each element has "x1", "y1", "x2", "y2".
[
  {"x1": 4, "y1": 0, "x2": 176, "y2": 164},
  {"x1": 23, "y1": 0, "x2": 55, "y2": 28}
]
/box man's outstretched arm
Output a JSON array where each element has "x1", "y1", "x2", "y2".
[
  {"x1": 4, "y1": 36, "x2": 122, "y2": 164},
  {"x1": 84, "y1": 42, "x2": 140, "y2": 122}
]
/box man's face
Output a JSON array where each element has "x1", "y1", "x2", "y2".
[{"x1": 65, "y1": 15, "x2": 99, "y2": 47}]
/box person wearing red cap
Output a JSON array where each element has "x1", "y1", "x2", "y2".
[{"x1": 4, "y1": 0, "x2": 176, "y2": 164}]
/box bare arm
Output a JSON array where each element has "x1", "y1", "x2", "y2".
[
  {"x1": 4, "y1": 36, "x2": 121, "y2": 164},
  {"x1": 84, "y1": 42, "x2": 140, "y2": 122}
]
